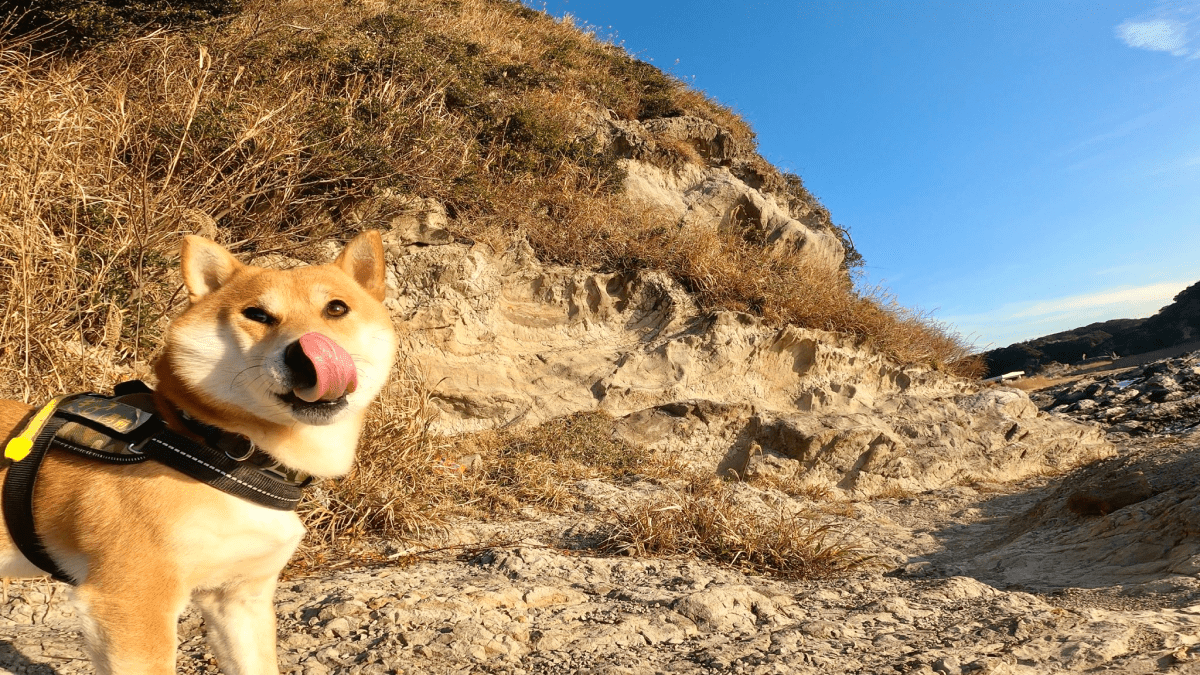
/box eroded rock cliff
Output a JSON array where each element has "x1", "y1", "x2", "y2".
[{"x1": 379, "y1": 193, "x2": 1110, "y2": 499}]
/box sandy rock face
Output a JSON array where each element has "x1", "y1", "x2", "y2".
[
  {"x1": 599, "y1": 111, "x2": 846, "y2": 274},
  {"x1": 963, "y1": 432, "x2": 1200, "y2": 590},
  {"x1": 387, "y1": 235, "x2": 1111, "y2": 498},
  {"x1": 622, "y1": 160, "x2": 846, "y2": 274}
]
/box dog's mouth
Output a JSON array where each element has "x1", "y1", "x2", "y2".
[{"x1": 277, "y1": 391, "x2": 349, "y2": 419}]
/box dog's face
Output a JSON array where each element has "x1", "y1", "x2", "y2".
[{"x1": 162, "y1": 232, "x2": 397, "y2": 433}]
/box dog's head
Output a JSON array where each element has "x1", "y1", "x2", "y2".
[{"x1": 156, "y1": 231, "x2": 398, "y2": 477}]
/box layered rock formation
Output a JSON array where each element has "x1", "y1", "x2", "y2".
[
  {"x1": 381, "y1": 195, "x2": 1110, "y2": 499},
  {"x1": 606, "y1": 113, "x2": 847, "y2": 275}
]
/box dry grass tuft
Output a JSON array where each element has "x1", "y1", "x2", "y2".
[
  {"x1": 601, "y1": 476, "x2": 871, "y2": 580},
  {"x1": 1005, "y1": 374, "x2": 1079, "y2": 392},
  {"x1": 297, "y1": 362, "x2": 449, "y2": 559},
  {"x1": 460, "y1": 411, "x2": 657, "y2": 512},
  {"x1": 745, "y1": 471, "x2": 837, "y2": 502},
  {"x1": 296, "y1": 403, "x2": 658, "y2": 559}
]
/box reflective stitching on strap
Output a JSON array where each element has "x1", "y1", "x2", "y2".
[{"x1": 148, "y1": 437, "x2": 299, "y2": 505}]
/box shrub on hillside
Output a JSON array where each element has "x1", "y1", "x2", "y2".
[{"x1": 8, "y1": 0, "x2": 241, "y2": 51}]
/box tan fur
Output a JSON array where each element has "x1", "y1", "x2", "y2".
[{"x1": 0, "y1": 231, "x2": 398, "y2": 674}]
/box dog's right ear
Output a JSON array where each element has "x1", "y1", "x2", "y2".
[{"x1": 181, "y1": 236, "x2": 243, "y2": 303}]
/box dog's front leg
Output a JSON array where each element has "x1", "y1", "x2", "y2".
[
  {"x1": 193, "y1": 574, "x2": 282, "y2": 675},
  {"x1": 74, "y1": 579, "x2": 189, "y2": 675}
]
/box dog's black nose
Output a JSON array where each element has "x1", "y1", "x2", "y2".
[{"x1": 284, "y1": 340, "x2": 318, "y2": 390}]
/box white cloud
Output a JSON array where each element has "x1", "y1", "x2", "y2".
[
  {"x1": 1150, "y1": 151, "x2": 1200, "y2": 176},
  {"x1": 1116, "y1": 19, "x2": 1190, "y2": 55},
  {"x1": 1115, "y1": 3, "x2": 1200, "y2": 58},
  {"x1": 944, "y1": 281, "x2": 1190, "y2": 349},
  {"x1": 1009, "y1": 282, "x2": 1186, "y2": 319}
]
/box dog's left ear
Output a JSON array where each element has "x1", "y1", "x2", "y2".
[
  {"x1": 335, "y1": 230, "x2": 387, "y2": 301},
  {"x1": 181, "y1": 235, "x2": 244, "y2": 303}
]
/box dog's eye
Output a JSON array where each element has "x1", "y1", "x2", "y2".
[
  {"x1": 325, "y1": 300, "x2": 350, "y2": 318},
  {"x1": 242, "y1": 307, "x2": 275, "y2": 325}
]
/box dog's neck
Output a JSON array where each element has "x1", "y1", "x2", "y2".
[{"x1": 151, "y1": 371, "x2": 362, "y2": 479}]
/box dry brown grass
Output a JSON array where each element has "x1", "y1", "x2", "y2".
[
  {"x1": 601, "y1": 476, "x2": 870, "y2": 580},
  {"x1": 871, "y1": 484, "x2": 918, "y2": 501},
  {"x1": 458, "y1": 411, "x2": 660, "y2": 511},
  {"x1": 749, "y1": 473, "x2": 837, "y2": 502},
  {"x1": 1005, "y1": 374, "x2": 1083, "y2": 391},
  {"x1": 295, "y1": 403, "x2": 662, "y2": 559},
  {"x1": 296, "y1": 363, "x2": 448, "y2": 557}
]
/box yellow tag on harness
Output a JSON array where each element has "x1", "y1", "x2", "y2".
[{"x1": 5, "y1": 398, "x2": 63, "y2": 462}]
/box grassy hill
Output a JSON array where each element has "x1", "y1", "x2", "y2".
[{"x1": 1, "y1": 0, "x2": 979, "y2": 404}]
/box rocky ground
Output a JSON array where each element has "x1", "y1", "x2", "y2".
[
  {"x1": 1031, "y1": 351, "x2": 1200, "y2": 437},
  {"x1": 4, "y1": 359, "x2": 1200, "y2": 673}
]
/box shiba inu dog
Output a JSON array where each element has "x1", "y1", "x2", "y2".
[{"x1": 0, "y1": 230, "x2": 398, "y2": 674}]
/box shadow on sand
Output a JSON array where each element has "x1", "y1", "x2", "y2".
[
  {"x1": 917, "y1": 433, "x2": 1200, "y2": 596},
  {"x1": 0, "y1": 640, "x2": 62, "y2": 674}
]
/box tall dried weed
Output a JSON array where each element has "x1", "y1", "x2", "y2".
[{"x1": 297, "y1": 362, "x2": 449, "y2": 558}]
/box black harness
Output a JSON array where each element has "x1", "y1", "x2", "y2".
[{"x1": 1, "y1": 381, "x2": 311, "y2": 585}]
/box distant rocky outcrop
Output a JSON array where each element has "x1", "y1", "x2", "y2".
[
  {"x1": 1030, "y1": 350, "x2": 1200, "y2": 437},
  {"x1": 983, "y1": 281, "x2": 1200, "y2": 377}
]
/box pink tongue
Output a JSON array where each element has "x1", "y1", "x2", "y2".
[{"x1": 293, "y1": 332, "x2": 358, "y2": 403}]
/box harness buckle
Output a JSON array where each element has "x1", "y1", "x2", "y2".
[
  {"x1": 127, "y1": 437, "x2": 151, "y2": 455},
  {"x1": 225, "y1": 444, "x2": 256, "y2": 462},
  {"x1": 5, "y1": 397, "x2": 65, "y2": 463}
]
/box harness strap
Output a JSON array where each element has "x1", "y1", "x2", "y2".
[
  {"x1": 2, "y1": 385, "x2": 307, "y2": 583},
  {"x1": 141, "y1": 429, "x2": 303, "y2": 511},
  {"x1": 3, "y1": 416, "x2": 76, "y2": 584}
]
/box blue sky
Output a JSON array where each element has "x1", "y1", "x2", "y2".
[{"x1": 527, "y1": 0, "x2": 1200, "y2": 349}]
